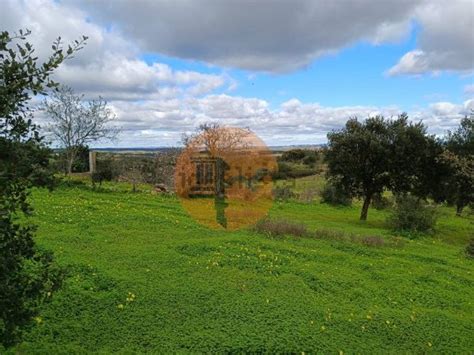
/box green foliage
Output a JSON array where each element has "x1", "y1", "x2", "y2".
[
  {"x1": 320, "y1": 182, "x2": 352, "y2": 206},
  {"x1": 371, "y1": 193, "x2": 392, "y2": 210},
  {"x1": 274, "y1": 149, "x2": 320, "y2": 180},
  {"x1": 92, "y1": 158, "x2": 115, "y2": 187},
  {"x1": 71, "y1": 145, "x2": 90, "y2": 173},
  {"x1": 0, "y1": 244, "x2": 64, "y2": 346},
  {"x1": 8, "y1": 183, "x2": 474, "y2": 353},
  {"x1": 280, "y1": 149, "x2": 318, "y2": 164},
  {"x1": 446, "y1": 113, "x2": 474, "y2": 157},
  {"x1": 273, "y1": 161, "x2": 318, "y2": 180},
  {"x1": 0, "y1": 29, "x2": 85, "y2": 347},
  {"x1": 437, "y1": 114, "x2": 474, "y2": 215},
  {"x1": 52, "y1": 145, "x2": 90, "y2": 174},
  {"x1": 326, "y1": 114, "x2": 440, "y2": 220},
  {"x1": 388, "y1": 195, "x2": 438, "y2": 235}
]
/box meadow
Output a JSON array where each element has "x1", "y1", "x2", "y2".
[{"x1": 11, "y1": 177, "x2": 474, "y2": 353}]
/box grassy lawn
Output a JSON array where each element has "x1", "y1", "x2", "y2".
[{"x1": 11, "y1": 180, "x2": 474, "y2": 353}]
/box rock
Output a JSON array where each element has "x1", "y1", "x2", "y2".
[{"x1": 154, "y1": 184, "x2": 168, "y2": 193}]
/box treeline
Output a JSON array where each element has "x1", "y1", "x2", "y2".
[
  {"x1": 325, "y1": 113, "x2": 473, "y2": 220},
  {"x1": 273, "y1": 148, "x2": 322, "y2": 179}
]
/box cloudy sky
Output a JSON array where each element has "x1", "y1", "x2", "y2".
[{"x1": 3, "y1": 0, "x2": 474, "y2": 147}]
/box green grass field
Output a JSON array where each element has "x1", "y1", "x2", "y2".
[{"x1": 11, "y1": 178, "x2": 474, "y2": 353}]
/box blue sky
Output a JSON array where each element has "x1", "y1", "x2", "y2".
[
  {"x1": 3, "y1": 0, "x2": 473, "y2": 146},
  {"x1": 142, "y1": 27, "x2": 471, "y2": 111}
]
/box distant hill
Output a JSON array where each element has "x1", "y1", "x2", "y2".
[{"x1": 85, "y1": 144, "x2": 326, "y2": 153}]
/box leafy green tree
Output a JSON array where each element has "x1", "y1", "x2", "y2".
[
  {"x1": 387, "y1": 114, "x2": 443, "y2": 199},
  {"x1": 326, "y1": 116, "x2": 391, "y2": 220},
  {"x1": 326, "y1": 115, "x2": 437, "y2": 220},
  {"x1": 430, "y1": 114, "x2": 474, "y2": 216},
  {"x1": 0, "y1": 29, "x2": 86, "y2": 347},
  {"x1": 447, "y1": 113, "x2": 474, "y2": 157}
]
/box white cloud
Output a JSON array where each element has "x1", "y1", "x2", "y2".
[
  {"x1": 86, "y1": 96, "x2": 469, "y2": 147},
  {"x1": 64, "y1": 0, "x2": 473, "y2": 75},
  {"x1": 2, "y1": 0, "x2": 470, "y2": 148},
  {"x1": 389, "y1": 0, "x2": 474, "y2": 75},
  {"x1": 1, "y1": 0, "x2": 234, "y2": 103},
  {"x1": 69, "y1": 0, "x2": 423, "y2": 73}
]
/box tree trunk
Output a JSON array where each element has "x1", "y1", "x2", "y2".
[
  {"x1": 66, "y1": 149, "x2": 76, "y2": 175},
  {"x1": 67, "y1": 157, "x2": 74, "y2": 175},
  {"x1": 360, "y1": 194, "x2": 372, "y2": 221},
  {"x1": 456, "y1": 202, "x2": 464, "y2": 216}
]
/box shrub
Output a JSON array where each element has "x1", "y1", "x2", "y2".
[
  {"x1": 254, "y1": 220, "x2": 402, "y2": 248},
  {"x1": 254, "y1": 218, "x2": 307, "y2": 238},
  {"x1": 303, "y1": 154, "x2": 317, "y2": 165},
  {"x1": 91, "y1": 159, "x2": 115, "y2": 187},
  {"x1": 272, "y1": 186, "x2": 296, "y2": 201},
  {"x1": 388, "y1": 194, "x2": 438, "y2": 235},
  {"x1": 70, "y1": 145, "x2": 90, "y2": 173},
  {"x1": 465, "y1": 239, "x2": 474, "y2": 258},
  {"x1": 362, "y1": 235, "x2": 385, "y2": 247},
  {"x1": 372, "y1": 193, "x2": 392, "y2": 210},
  {"x1": 280, "y1": 149, "x2": 307, "y2": 162},
  {"x1": 272, "y1": 161, "x2": 291, "y2": 180},
  {"x1": 1, "y1": 246, "x2": 64, "y2": 346},
  {"x1": 320, "y1": 183, "x2": 352, "y2": 206}
]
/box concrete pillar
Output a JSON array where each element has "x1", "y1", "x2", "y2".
[{"x1": 89, "y1": 151, "x2": 97, "y2": 173}]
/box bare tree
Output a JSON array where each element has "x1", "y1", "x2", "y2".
[{"x1": 42, "y1": 86, "x2": 120, "y2": 174}]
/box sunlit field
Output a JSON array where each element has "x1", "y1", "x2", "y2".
[{"x1": 11, "y1": 177, "x2": 474, "y2": 353}]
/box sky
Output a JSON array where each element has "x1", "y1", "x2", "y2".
[{"x1": 2, "y1": 0, "x2": 474, "y2": 147}]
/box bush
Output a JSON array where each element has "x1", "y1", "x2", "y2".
[
  {"x1": 272, "y1": 186, "x2": 296, "y2": 201},
  {"x1": 254, "y1": 220, "x2": 403, "y2": 248},
  {"x1": 361, "y1": 235, "x2": 385, "y2": 247},
  {"x1": 465, "y1": 239, "x2": 474, "y2": 258},
  {"x1": 255, "y1": 218, "x2": 307, "y2": 237},
  {"x1": 1, "y1": 245, "x2": 64, "y2": 346},
  {"x1": 302, "y1": 154, "x2": 317, "y2": 165},
  {"x1": 272, "y1": 161, "x2": 291, "y2": 180},
  {"x1": 372, "y1": 193, "x2": 392, "y2": 210},
  {"x1": 91, "y1": 159, "x2": 115, "y2": 186},
  {"x1": 320, "y1": 183, "x2": 352, "y2": 206},
  {"x1": 280, "y1": 149, "x2": 307, "y2": 162},
  {"x1": 388, "y1": 194, "x2": 438, "y2": 235},
  {"x1": 71, "y1": 145, "x2": 90, "y2": 173}
]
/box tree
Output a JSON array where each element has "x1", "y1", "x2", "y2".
[
  {"x1": 437, "y1": 150, "x2": 474, "y2": 215},
  {"x1": 0, "y1": 29, "x2": 86, "y2": 347},
  {"x1": 326, "y1": 116, "x2": 391, "y2": 220},
  {"x1": 42, "y1": 86, "x2": 119, "y2": 174},
  {"x1": 387, "y1": 115, "x2": 442, "y2": 199},
  {"x1": 438, "y1": 113, "x2": 474, "y2": 215},
  {"x1": 447, "y1": 113, "x2": 474, "y2": 157},
  {"x1": 326, "y1": 115, "x2": 436, "y2": 221}
]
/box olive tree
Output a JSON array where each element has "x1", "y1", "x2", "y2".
[
  {"x1": 326, "y1": 115, "x2": 438, "y2": 221},
  {"x1": 0, "y1": 29, "x2": 86, "y2": 347},
  {"x1": 440, "y1": 114, "x2": 474, "y2": 215}
]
